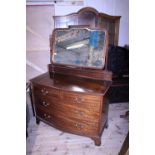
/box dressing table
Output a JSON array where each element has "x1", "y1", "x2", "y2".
[{"x1": 30, "y1": 27, "x2": 112, "y2": 146}]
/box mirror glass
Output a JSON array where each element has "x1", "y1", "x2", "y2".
[{"x1": 52, "y1": 28, "x2": 106, "y2": 68}]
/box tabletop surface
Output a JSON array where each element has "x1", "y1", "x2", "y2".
[{"x1": 30, "y1": 72, "x2": 111, "y2": 95}]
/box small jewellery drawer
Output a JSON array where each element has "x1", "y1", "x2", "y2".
[
  {"x1": 61, "y1": 91, "x2": 101, "y2": 112},
  {"x1": 33, "y1": 84, "x2": 60, "y2": 99}
]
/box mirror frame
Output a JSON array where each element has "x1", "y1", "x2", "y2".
[{"x1": 50, "y1": 27, "x2": 108, "y2": 70}]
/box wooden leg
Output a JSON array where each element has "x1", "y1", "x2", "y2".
[
  {"x1": 105, "y1": 119, "x2": 108, "y2": 129},
  {"x1": 29, "y1": 85, "x2": 35, "y2": 116},
  {"x1": 92, "y1": 137, "x2": 101, "y2": 146},
  {"x1": 36, "y1": 117, "x2": 40, "y2": 125}
]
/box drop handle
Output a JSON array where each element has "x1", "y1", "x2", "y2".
[
  {"x1": 42, "y1": 101, "x2": 50, "y2": 107},
  {"x1": 74, "y1": 97, "x2": 84, "y2": 104},
  {"x1": 75, "y1": 110, "x2": 84, "y2": 116},
  {"x1": 75, "y1": 123, "x2": 84, "y2": 129},
  {"x1": 41, "y1": 88, "x2": 48, "y2": 96},
  {"x1": 43, "y1": 113, "x2": 51, "y2": 119}
]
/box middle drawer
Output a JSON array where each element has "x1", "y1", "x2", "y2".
[{"x1": 35, "y1": 96, "x2": 99, "y2": 123}]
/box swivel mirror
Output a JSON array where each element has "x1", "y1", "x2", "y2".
[{"x1": 51, "y1": 27, "x2": 108, "y2": 69}]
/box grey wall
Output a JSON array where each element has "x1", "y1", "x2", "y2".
[{"x1": 26, "y1": 5, "x2": 54, "y2": 81}]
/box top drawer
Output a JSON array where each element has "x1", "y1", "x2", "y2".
[
  {"x1": 61, "y1": 91, "x2": 102, "y2": 111},
  {"x1": 33, "y1": 84, "x2": 60, "y2": 100}
]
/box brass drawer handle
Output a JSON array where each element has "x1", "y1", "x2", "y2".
[
  {"x1": 75, "y1": 110, "x2": 84, "y2": 116},
  {"x1": 75, "y1": 123, "x2": 84, "y2": 129},
  {"x1": 74, "y1": 97, "x2": 84, "y2": 104},
  {"x1": 41, "y1": 88, "x2": 48, "y2": 96},
  {"x1": 43, "y1": 113, "x2": 51, "y2": 119},
  {"x1": 42, "y1": 101, "x2": 50, "y2": 107}
]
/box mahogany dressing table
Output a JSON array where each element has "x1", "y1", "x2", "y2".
[{"x1": 30, "y1": 27, "x2": 112, "y2": 146}]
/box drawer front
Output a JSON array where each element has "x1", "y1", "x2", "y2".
[
  {"x1": 61, "y1": 91, "x2": 101, "y2": 112},
  {"x1": 36, "y1": 98, "x2": 99, "y2": 123},
  {"x1": 36, "y1": 107, "x2": 98, "y2": 136},
  {"x1": 35, "y1": 96, "x2": 99, "y2": 123},
  {"x1": 33, "y1": 84, "x2": 60, "y2": 100},
  {"x1": 51, "y1": 103, "x2": 100, "y2": 123},
  {"x1": 34, "y1": 95, "x2": 59, "y2": 108},
  {"x1": 36, "y1": 106, "x2": 52, "y2": 122},
  {"x1": 55, "y1": 114, "x2": 98, "y2": 135}
]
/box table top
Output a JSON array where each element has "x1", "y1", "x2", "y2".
[{"x1": 30, "y1": 72, "x2": 111, "y2": 95}]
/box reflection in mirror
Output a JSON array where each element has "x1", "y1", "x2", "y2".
[{"x1": 53, "y1": 28, "x2": 106, "y2": 68}]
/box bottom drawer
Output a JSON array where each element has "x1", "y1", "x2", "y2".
[{"x1": 36, "y1": 107, "x2": 98, "y2": 136}]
